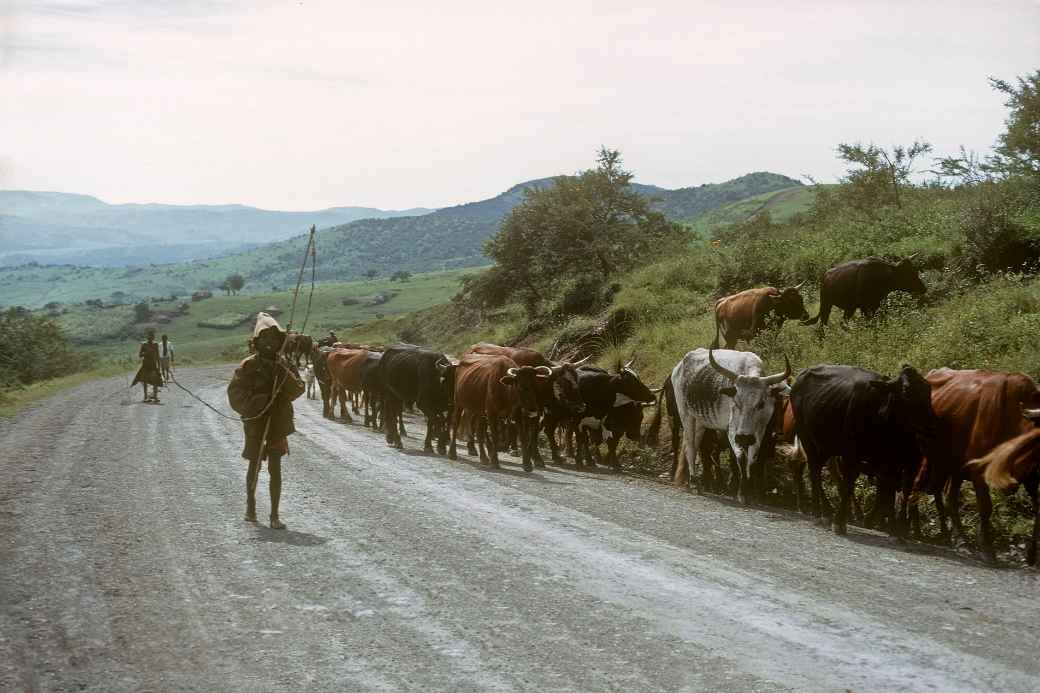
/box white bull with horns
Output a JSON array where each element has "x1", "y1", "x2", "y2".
[{"x1": 671, "y1": 347, "x2": 791, "y2": 504}]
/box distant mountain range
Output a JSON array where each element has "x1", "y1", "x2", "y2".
[
  {"x1": 0, "y1": 190, "x2": 433, "y2": 266},
  {"x1": 0, "y1": 172, "x2": 803, "y2": 308}
]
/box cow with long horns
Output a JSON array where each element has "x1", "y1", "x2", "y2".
[
  {"x1": 713, "y1": 284, "x2": 809, "y2": 349},
  {"x1": 803, "y1": 255, "x2": 925, "y2": 326},
  {"x1": 570, "y1": 358, "x2": 657, "y2": 470},
  {"x1": 668, "y1": 348, "x2": 791, "y2": 504}
]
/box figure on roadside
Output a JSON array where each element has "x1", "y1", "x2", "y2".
[
  {"x1": 159, "y1": 334, "x2": 175, "y2": 383},
  {"x1": 132, "y1": 329, "x2": 164, "y2": 403},
  {"x1": 318, "y1": 330, "x2": 339, "y2": 348},
  {"x1": 227, "y1": 313, "x2": 305, "y2": 530}
]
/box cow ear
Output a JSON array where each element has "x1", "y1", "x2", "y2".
[
  {"x1": 720, "y1": 386, "x2": 737, "y2": 397},
  {"x1": 499, "y1": 375, "x2": 516, "y2": 386}
]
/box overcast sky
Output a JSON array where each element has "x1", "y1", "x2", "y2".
[{"x1": 2, "y1": 1, "x2": 1038, "y2": 210}]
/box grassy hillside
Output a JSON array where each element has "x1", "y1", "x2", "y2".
[
  {"x1": 50, "y1": 269, "x2": 476, "y2": 365},
  {"x1": 687, "y1": 185, "x2": 819, "y2": 235},
  {"x1": 1, "y1": 172, "x2": 800, "y2": 309}
]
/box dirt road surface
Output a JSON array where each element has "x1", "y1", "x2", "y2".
[{"x1": 2, "y1": 366, "x2": 1038, "y2": 692}]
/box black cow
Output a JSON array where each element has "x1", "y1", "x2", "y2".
[
  {"x1": 571, "y1": 360, "x2": 656, "y2": 470},
  {"x1": 803, "y1": 256, "x2": 925, "y2": 326},
  {"x1": 378, "y1": 344, "x2": 456, "y2": 453},
  {"x1": 790, "y1": 364, "x2": 937, "y2": 536},
  {"x1": 311, "y1": 345, "x2": 335, "y2": 418}
]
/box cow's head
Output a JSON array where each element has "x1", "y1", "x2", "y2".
[
  {"x1": 872, "y1": 364, "x2": 937, "y2": 439},
  {"x1": 500, "y1": 365, "x2": 551, "y2": 416},
  {"x1": 893, "y1": 254, "x2": 926, "y2": 295},
  {"x1": 432, "y1": 356, "x2": 459, "y2": 450},
  {"x1": 775, "y1": 282, "x2": 810, "y2": 321},
  {"x1": 550, "y1": 361, "x2": 586, "y2": 416},
  {"x1": 708, "y1": 348, "x2": 791, "y2": 464},
  {"x1": 612, "y1": 357, "x2": 655, "y2": 405}
]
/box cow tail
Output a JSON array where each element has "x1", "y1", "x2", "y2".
[
  {"x1": 643, "y1": 376, "x2": 669, "y2": 446},
  {"x1": 777, "y1": 436, "x2": 805, "y2": 463},
  {"x1": 711, "y1": 306, "x2": 722, "y2": 349},
  {"x1": 967, "y1": 429, "x2": 1040, "y2": 490}
]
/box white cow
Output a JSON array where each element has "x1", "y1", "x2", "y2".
[{"x1": 671, "y1": 348, "x2": 790, "y2": 504}]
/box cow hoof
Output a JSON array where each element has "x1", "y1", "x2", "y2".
[
  {"x1": 832, "y1": 522, "x2": 847, "y2": 536},
  {"x1": 534, "y1": 461, "x2": 545, "y2": 469},
  {"x1": 449, "y1": 451, "x2": 458, "y2": 461},
  {"x1": 523, "y1": 463, "x2": 533, "y2": 472}
]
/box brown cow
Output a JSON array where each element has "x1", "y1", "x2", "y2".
[
  {"x1": 326, "y1": 348, "x2": 376, "y2": 423},
  {"x1": 713, "y1": 285, "x2": 808, "y2": 348},
  {"x1": 448, "y1": 353, "x2": 549, "y2": 470},
  {"x1": 465, "y1": 343, "x2": 586, "y2": 463},
  {"x1": 968, "y1": 411, "x2": 1040, "y2": 565},
  {"x1": 919, "y1": 369, "x2": 1040, "y2": 561}
]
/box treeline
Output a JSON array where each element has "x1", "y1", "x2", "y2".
[{"x1": 0, "y1": 308, "x2": 84, "y2": 389}]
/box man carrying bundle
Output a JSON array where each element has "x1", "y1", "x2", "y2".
[
  {"x1": 132, "y1": 329, "x2": 164, "y2": 403},
  {"x1": 227, "y1": 313, "x2": 305, "y2": 529}
]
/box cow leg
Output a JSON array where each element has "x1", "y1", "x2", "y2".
[
  {"x1": 1026, "y1": 475, "x2": 1039, "y2": 566},
  {"x1": 669, "y1": 419, "x2": 682, "y2": 480},
  {"x1": 529, "y1": 417, "x2": 545, "y2": 469},
  {"x1": 947, "y1": 475, "x2": 967, "y2": 548},
  {"x1": 476, "y1": 416, "x2": 490, "y2": 464},
  {"x1": 519, "y1": 417, "x2": 534, "y2": 472},
  {"x1": 352, "y1": 391, "x2": 361, "y2": 415},
  {"x1": 607, "y1": 436, "x2": 620, "y2": 471},
  {"x1": 565, "y1": 423, "x2": 575, "y2": 460},
  {"x1": 834, "y1": 463, "x2": 859, "y2": 535},
  {"x1": 790, "y1": 456, "x2": 808, "y2": 514},
  {"x1": 384, "y1": 397, "x2": 402, "y2": 449},
  {"x1": 542, "y1": 412, "x2": 563, "y2": 463},
  {"x1": 973, "y1": 476, "x2": 997, "y2": 564},
  {"x1": 423, "y1": 414, "x2": 435, "y2": 453},
  {"x1": 448, "y1": 407, "x2": 460, "y2": 460},
  {"x1": 488, "y1": 416, "x2": 502, "y2": 467}
]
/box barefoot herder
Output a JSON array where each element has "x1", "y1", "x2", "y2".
[
  {"x1": 227, "y1": 313, "x2": 305, "y2": 529},
  {"x1": 132, "y1": 329, "x2": 163, "y2": 403},
  {"x1": 159, "y1": 333, "x2": 174, "y2": 383}
]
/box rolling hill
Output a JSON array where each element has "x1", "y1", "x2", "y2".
[
  {"x1": 0, "y1": 172, "x2": 801, "y2": 308},
  {"x1": 0, "y1": 190, "x2": 433, "y2": 266}
]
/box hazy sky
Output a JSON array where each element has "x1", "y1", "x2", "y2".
[{"x1": 2, "y1": 1, "x2": 1038, "y2": 210}]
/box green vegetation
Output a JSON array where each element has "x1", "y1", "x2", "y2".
[
  {"x1": 0, "y1": 307, "x2": 84, "y2": 389},
  {"x1": 687, "y1": 186, "x2": 819, "y2": 235}
]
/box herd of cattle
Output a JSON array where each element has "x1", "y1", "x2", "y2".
[{"x1": 284, "y1": 255, "x2": 1040, "y2": 566}]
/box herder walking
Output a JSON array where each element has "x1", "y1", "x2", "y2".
[
  {"x1": 132, "y1": 329, "x2": 164, "y2": 403},
  {"x1": 159, "y1": 334, "x2": 175, "y2": 383},
  {"x1": 227, "y1": 313, "x2": 305, "y2": 529}
]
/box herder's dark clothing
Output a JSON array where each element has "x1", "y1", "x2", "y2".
[
  {"x1": 227, "y1": 354, "x2": 305, "y2": 461},
  {"x1": 132, "y1": 341, "x2": 164, "y2": 388}
]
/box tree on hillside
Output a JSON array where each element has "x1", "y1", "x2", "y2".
[
  {"x1": 363, "y1": 269, "x2": 379, "y2": 279},
  {"x1": 836, "y1": 140, "x2": 932, "y2": 214},
  {"x1": 987, "y1": 71, "x2": 1039, "y2": 177},
  {"x1": 226, "y1": 273, "x2": 245, "y2": 296},
  {"x1": 390, "y1": 270, "x2": 412, "y2": 282},
  {"x1": 133, "y1": 301, "x2": 151, "y2": 323},
  {"x1": 474, "y1": 147, "x2": 682, "y2": 317}
]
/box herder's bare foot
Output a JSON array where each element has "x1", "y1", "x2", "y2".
[{"x1": 269, "y1": 516, "x2": 286, "y2": 530}]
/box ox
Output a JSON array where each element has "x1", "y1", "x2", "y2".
[
  {"x1": 790, "y1": 364, "x2": 936, "y2": 536},
  {"x1": 311, "y1": 345, "x2": 335, "y2": 418},
  {"x1": 668, "y1": 348, "x2": 790, "y2": 504},
  {"x1": 713, "y1": 284, "x2": 808, "y2": 349},
  {"x1": 378, "y1": 344, "x2": 455, "y2": 453},
  {"x1": 285, "y1": 332, "x2": 314, "y2": 367},
  {"x1": 916, "y1": 369, "x2": 1040, "y2": 562},
  {"x1": 968, "y1": 408, "x2": 1040, "y2": 565},
  {"x1": 803, "y1": 256, "x2": 925, "y2": 326},
  {"x1": 449, "y1": 353, "x2": 549, "y2": 470},
  {"x1": 326, "y1": 348, "x2": 378, "y2": 424},
  {"x1": 571, "y1": 360, "x2": 656, "y2": 471},
  {"x1": 465, "y1": 342, "x2": 586, "y2": 462}
]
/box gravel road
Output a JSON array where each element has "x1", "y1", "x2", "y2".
[{"x1": 2, "y1": 366, "x2": 1038, "y2": 692}]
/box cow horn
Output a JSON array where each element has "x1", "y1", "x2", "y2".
[
  {"x1": 649, "y1": 387, "x2": 663, "y2": 394},
  {"x1": 906, "y1": 252, "x2": 920, "y2": 261},
  {"x1": 571, "y1": 355, "x2": 591, "y2": 367},
  {"x1": 506, "y1": 367, "x2": 518, "y2": 377},
  {"x1": 623, "y1": 357, "x2": 636, "y2": 370},
  {"x1": 763, "y1": 354, "x2": 792, "y2": 386},
  {"x1": 708, "y1": 348, "x2": 738, "y2": 383},
  {"x1": 793, "y1": 280, "x2": 806, "y2": 291},
  {"x1": 1022, "y1": 406, "x2": 1040, "y2": 420},
  {"x1": 535, "y1": 365, "x2": 552, "y2": 376}
]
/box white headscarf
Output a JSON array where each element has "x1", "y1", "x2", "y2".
[{"x1": 252, "y1": 312, "x2": 285, "y2": 338}]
